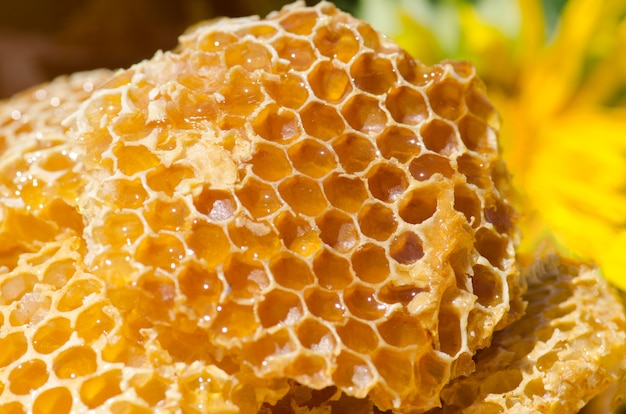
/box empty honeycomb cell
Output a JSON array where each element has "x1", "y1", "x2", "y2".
[
  {"x1": 258, "y1": 289, "x2": 303, "y2": 328},
  {"x1": 136, "y1": 233, "x2": 185, "y2": 270},
  {"x1": 288, "y1": 138, "x2": 337, "y2": 178},
  {"x1": 225, "y1": 41, "x2": 272, "y2": 72},
  {"x1": 427, "y1": 77, "x2": 467, "y2": 120},
  {"x1": 32, "y1": 317, "x2": 72, "y2": 354},
  {"x1": 304, "y1": 287, "x2": 345, "y2": 322},
  {"x1": 236, "y1": 176, "x2": 283, "y2": 218},
  {"x1": 145, "y1": 198, "x2": 189, "y2": 232},
  {"x1": 342, "y1": 94, "x2": 387, "y2": 134},
  {"x1": 32, "y1": 386, "x2": 73, "y2": 414},
  {"x1": 475, "y1": 228, "x2": 508, "y2": 270},
  {"x1": 459, "y1": 113, "x2": 492, "y2": 152},
  {"x1": 351, "y1": 53, "x2": 396, "y2": 94},
  {"x1": 385, "y1": 86, "x2": 428, "y2": 125},
  {"x1": 10, "y1": 293, "x2": 52, "y2": 326},
  {"x1": 438, "y1": 310, "x2": 463, "y2": 356},
  {"x1": 278, "y1": 175, "x2": 328, "y2": 216},
  {"x1": 269, "y1": 252, "x2": 314, "y2": 290},
  {"x1": 56, "y1": 278, "x2": 102, "y2": 312},
  {"x1": 351, "y1": 244, "x2": 390, "y2": 284},
  {"x1": 186, "y1": 220, "x2": 231, "y2": 267},
  {"x1": 252, "y1": 104, "x2": 300, "y2": 143},
  {"x1": 0, "y1": 402, "x2": 25, "y2": 414},
  {"x1": 421, "y1": 118, "x2": 459, "y2": 155},
  {"x1": 145, "y1": 164, "x2": 194, "y2": 196},
  {"x1": 314, "y1": 22, "x2": 360, "y2": 63},
  {"x1": 376, "y1": 126, "x2": 421, "y2": 163},
  {"x1": 331, "y1": 133, "x2": 376, "y2": 173},
  {"x1": 112, "y1": 144, "x2": 160, "y2": 176},
  {"x1": 210, "y1": 301, "x2": 258, "y2": 340},
  {"x1": 409, "y1": 153, "x2": 455, "y2": 181},
  {"x1": 248, "y1": 142, "x2": 292, "y2": 182},
  {"x1": 357, "y1": 202, "x2": 397, "y2": 241},
  {"x1": 456, "y1": 153, "x2": 490, "y2": 189},
  {"x1": 373, "y1": 348, "x2": 412, "y2": 393},
  {"x1": 227, "y1": 218, "x2": 281, "y2": 260},
  {"x1": 53, "y1": 346, "x2": 98, "y2": 379},
  {"x1": 398, "y1": 187, "x2": 438, "y2": 225},
  {"x1": 8, "y1": 359, "x2": 48, "y2": 394},
  {"x1": 454, "y1": 183, "x2": 482, "y2": 227},
  {"x1": 296, "y1": 318, "x2": 336, "y2": 350},
  {"x1": 471, "y1": 265, "x2": 503, "y2": 307},
  {"x1": 333, "y1": 351, "x2": 374, "y2": 390},
  {"x1": 367, "y1": 163, "x2": 408, "y2": 203},
  {"x1": 323, "y1": 174, "x2": 368, "y2": 214},
  {"x1": 130, "y1": 373, "x2": 169, "y2": 407},
  {"x1": 223, "y1": 253, "x2": 269, "y2": 299},
  {"x1": 390, "y1": 231, "x2": 425, "y2": 265},
  {"x1": 0, "y1": 273, "x2": 37, "y2": 305},
  {"x1": 337, "y1": 318, "x2": 379, "y2": 353},
  {"x1": 300, "y1": 101, "x2": 345, "y2": 140},
  {"x1": 378, "y1": 312, "x2": 429, "y2": 348},
  {"x1": 344, "y1": 284, "x2": 386, "y2": 321},
  {"x1": 273, "y1": 211, "x2": 321, "y2": 257},
  {"x1": 98, "y1": 178, "x2": 148, "y2": 209},
  {"x1": 313, "y1": 249, "x2": 354, "y2": 290},
  {"x1": 485, "y1": 200, "x2": 514, "y2": 235},
  {"x1": 75, "y1": 302, "x2": 116, "y2": 342},
  {"x1": 378, "y1": 283, "x2": 428, "y2": 306},
  {"x1": 80, "y1": 369, "x2": 123, "y2": 409},
  {"x1": 308, "y1": 60, "x2": 352, "y2": 102},
  {"x1": 317, "y1": 209, "x2": 359, "y2": 253}
]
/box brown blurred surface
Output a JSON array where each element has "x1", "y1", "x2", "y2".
[{"x1": 0, "y1": 0, "x2": 355, "y2": 99}]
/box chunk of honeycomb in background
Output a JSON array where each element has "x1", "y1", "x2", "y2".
[{"x1": 0, "y1": 2, "x2": 624, "y2": 413}]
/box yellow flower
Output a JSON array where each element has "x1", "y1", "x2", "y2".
[{"x1": 358, "y1": 0, "x2": 626, "y2": 289}]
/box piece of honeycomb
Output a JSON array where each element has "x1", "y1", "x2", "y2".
[{"x1": 0, "y1": 2, "x2": 624, "y2": 413}]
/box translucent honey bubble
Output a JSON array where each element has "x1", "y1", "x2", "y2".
[{"x1": 357, "y1": 202, "x2": 397, "y2": 241}]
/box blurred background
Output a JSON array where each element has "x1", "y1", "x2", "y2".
[{"x1": 1, "y1": 0, "x2": 625, "y2": 294}]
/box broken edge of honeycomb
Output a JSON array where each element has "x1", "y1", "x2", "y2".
[{"x1": 438, "y1": 254, "x2": 626, "y2": 413}]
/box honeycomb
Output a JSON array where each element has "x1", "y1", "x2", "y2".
[{"x1": 0, "y1": 2, "x2": 623, "y2": 413}]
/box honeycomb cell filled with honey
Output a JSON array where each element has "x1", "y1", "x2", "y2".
[{"x1": 0, "y1": 2, "x2": 625, "y2": 413}]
